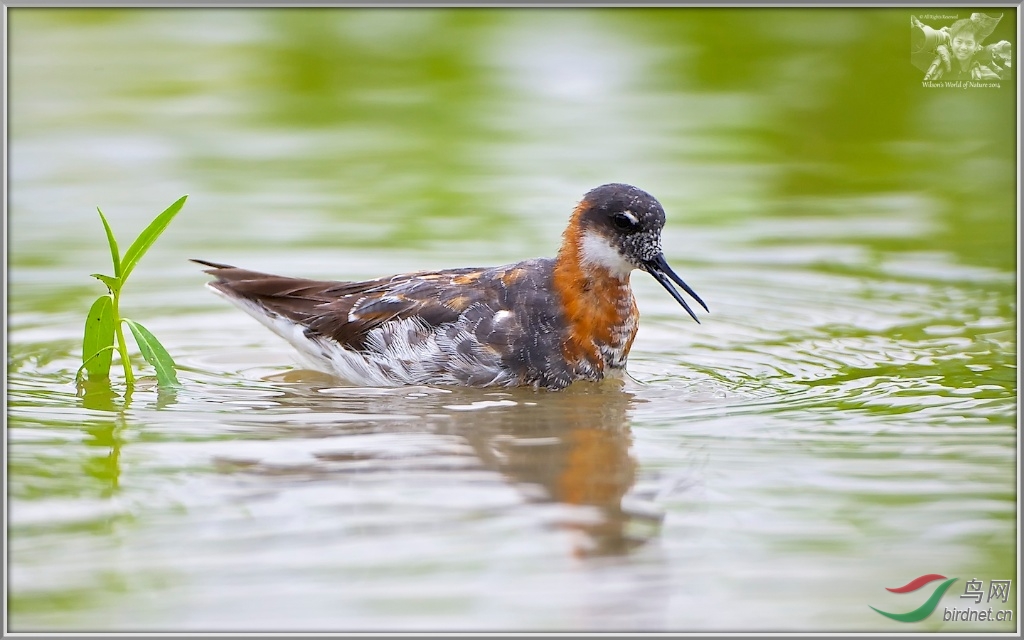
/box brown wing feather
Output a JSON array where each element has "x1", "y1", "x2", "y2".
[{"x1": 193, "y1": 259, "x2": 487, "y2": 351}]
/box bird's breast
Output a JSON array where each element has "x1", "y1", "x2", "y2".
[{"x1": 553, "y1": 261, "x2": 640, "y2": 377}]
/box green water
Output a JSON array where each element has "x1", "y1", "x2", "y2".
[{"x1": 7, "y1": 7, "x2": 1017, "y2": 632}]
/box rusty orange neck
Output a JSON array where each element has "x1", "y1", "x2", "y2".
[{"x1": 553, "y1": 210, "x2": 639, "y2": 374}]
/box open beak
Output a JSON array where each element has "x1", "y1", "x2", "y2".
[{"x1": 641, "y1": 254, "x2": 709, "y2": 324}]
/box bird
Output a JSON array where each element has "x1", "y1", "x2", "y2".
[{"x1": 194, "y1": 183, "x2": 707, "y2": 391}]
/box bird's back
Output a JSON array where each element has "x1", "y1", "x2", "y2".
[{"x1": 196, "y1": 257, "x2": 580, "y2": 388}]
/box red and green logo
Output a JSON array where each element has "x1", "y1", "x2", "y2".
[{"x1": 871, "y1": 574, "x2": 959, "y2": 622}]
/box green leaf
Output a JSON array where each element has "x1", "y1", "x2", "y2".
[
  {"x1": 91, "y1": 273, "x2": 121, "y2": 294},
  {"x1": 123, "y1": 318, "x2": 179, "y2": 388},
  {"x1": 120, "y1": 195, "x2": 188, "y2": 283},
  {"x1": 96, "y1": 207, "x2": 121, "y2": 278},
  {"x1": 82, "y1": 295, "x2": 115, "y2": 379},
  {"x1": 76, "y1": 345, "x2": 116, "y2": 385}
]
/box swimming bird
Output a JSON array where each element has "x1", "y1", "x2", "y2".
[{"x1": 194, "y1": 183, "x2": 707, "y2": 390}]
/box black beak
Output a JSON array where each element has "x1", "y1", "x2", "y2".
[{"x1": 641, "y1": 254, "x2": 709, "y2": 324}]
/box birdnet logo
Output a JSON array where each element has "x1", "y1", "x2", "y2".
[
  {"x1": 870, "y1": 574, "x2": 1014, "y2": 623},
  {"x1": 871, "y1": 574, "x2": 959, "y2": 622}
]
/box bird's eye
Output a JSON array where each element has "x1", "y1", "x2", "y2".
[{"x1": 611, "y1": 212, "x2": 639, "y2": 231}]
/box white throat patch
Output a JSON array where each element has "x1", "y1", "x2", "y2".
[{"x1": 579, "y1": 230, "x2": 634, "y2": 279}]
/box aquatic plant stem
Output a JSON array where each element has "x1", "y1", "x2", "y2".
[{"x1": 112, "y1": 289, "x2": 135, "y2": 388}]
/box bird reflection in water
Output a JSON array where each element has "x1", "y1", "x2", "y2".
[
  {"x1": 450, "y1": 382, "x2": 663, "y2": 558},
  {"x1": 230, "y1": 371, "x2": 665, "y2": 558}
]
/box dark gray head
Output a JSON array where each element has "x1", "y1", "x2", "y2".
[{"x1": 571, "y1": 183, "x2": 708, "y2": 323}]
